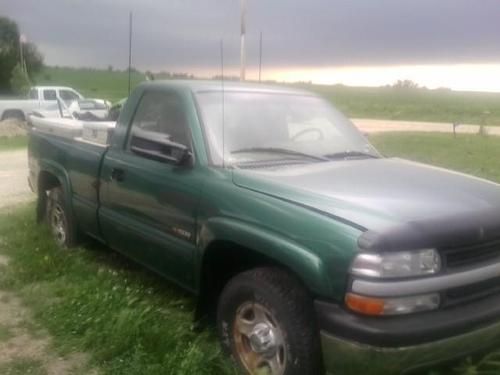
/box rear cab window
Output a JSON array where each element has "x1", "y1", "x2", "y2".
[{"x1": 59, "y1": 90, "x2": 81, "y2": 104}]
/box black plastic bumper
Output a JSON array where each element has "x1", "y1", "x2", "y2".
[{"x1": 315, "y1": 291, "x2": 500, "y2": 347}]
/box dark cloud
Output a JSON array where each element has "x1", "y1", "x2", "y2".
[{"x1": 3, "y1": 0, "x2": 500, "y2": 72}]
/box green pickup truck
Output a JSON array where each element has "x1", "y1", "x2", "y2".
[{"x1": 28, "y1": 81, "x2": 500, "y2": 375}]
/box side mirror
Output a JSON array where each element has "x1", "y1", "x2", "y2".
[{"x1": 130, "y1": 129, "x2": 193, "y2": 167}]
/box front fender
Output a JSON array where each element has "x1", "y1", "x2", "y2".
[{"x1": 198, "y1": 217, "x2": 332, "y2": 297}]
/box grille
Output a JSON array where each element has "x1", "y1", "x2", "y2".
[
  {"x1": 444, "y1": 276, "x2": 500, "y2": 307},
  {"x1": 441, "y1": 240, "x2": 500, "y2": 270}
]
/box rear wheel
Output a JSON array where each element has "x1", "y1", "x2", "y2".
[
  {"x1": 217, "y1": 267, "x2": 322, "y2": 375},
  {"x1": 46, "y1": 186, "x2": 78, "y2": 248}
]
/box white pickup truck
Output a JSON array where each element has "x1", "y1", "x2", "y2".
[{"x1": 0, "y1": 86, "x2": 84, "y2": 121}]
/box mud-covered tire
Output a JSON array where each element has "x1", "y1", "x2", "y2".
[
  {"x1": 217, "y1": 267, "x2": 322, "y2": 375},
  {"x1": 46, "y1": 186, "x2": 78, "y2": 248}
]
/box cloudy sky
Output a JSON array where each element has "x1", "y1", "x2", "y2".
[{"x1": 3, "y1": 0, "x2": 500, "y2": 91}]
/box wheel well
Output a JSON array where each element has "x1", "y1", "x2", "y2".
[
  {"x1": 1, "y1": 109, "x2": 25, "y2": 121},
  {"x1": 196, "y1": 240, "x2": 296, "y2": 323},
  {"x1": 36, "y1": 171, "x2": 61, "y2": 222}
]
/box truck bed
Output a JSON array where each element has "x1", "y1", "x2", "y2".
[{"x1": 28, "y1": 128, "x2": 108, "y2": 238}]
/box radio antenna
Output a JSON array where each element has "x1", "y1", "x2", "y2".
[
  {"x1": 128, "y1": 11, "x2": 133, "y2": 95},
  {"x1": 220, "y1": 39, "x2": 226, "y2": 168},
  {"x1": 259, "y1": 31, "x2": 263, "y2": 83}
]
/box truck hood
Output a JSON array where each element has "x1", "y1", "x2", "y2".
[{"x1": 233, "y1": 158, "x2": 500, "y2": 251}]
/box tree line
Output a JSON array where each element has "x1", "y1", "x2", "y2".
[{"x1": 0, "y1": 17, "x2": 43, "y2": 95}]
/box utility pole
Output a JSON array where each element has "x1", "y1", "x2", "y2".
[
  {"x1": 128, "y1": 11, "x2": 133, "y2": 95},
  {"x1": 240, "y1": 0, "x2": 246, "y2": 81},
  {"x1": 19, "y1": 34, "x2": 26, "y2": 75},
  {"x1": 258, "y1": 31, "x2": 262, "y2": 82}
]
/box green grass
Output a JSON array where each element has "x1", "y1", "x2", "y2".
[
  {"x1": 33, "y1": 66, "x2": 500, "y2": 124},
  {"x1": 305, "y1": 84, "x2": 500, "y2": 125},
  {"x1": 1, "y1": 132, "x2": 500, "y2": 374},
  {"x1": 35, "y1": 67, "x2": 144, "y2": 102},
  {"x1": 0, "y1": 136, "x2": 28, "y2": 151},
  {"x1": 370, "y1": 132, "x2": 500, "y2": 183},
  {"x1": 0, "y1": 205, "x2": 236, "y2": 375},
  {"x1": 0, "y1": 324, "x2": 13, "y2": 341}
]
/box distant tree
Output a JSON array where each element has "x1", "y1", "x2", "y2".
[
  {"x1": 107, "y1": 65, "x2": 113, "y2": 72},
  {"x1": 392, "y1": 80, "x2": 420, "y2": 89},
  {"x1": 0, "y1": 17, "x2": 20, "y2": 93},
  {"x1": 10, "y1": 63, "x2": 30, "y2": 95},
  {"x1": 0, "y1": 16, "x2": 44, "y2": 93},
  {"x1": 23, "y1": 41, "x2": 43, "y2": 80}
]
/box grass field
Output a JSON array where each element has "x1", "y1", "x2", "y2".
[
  {"x1": 0, "y1": 135, "x2": 28, "y2": 151},
  {"x1": 1, "y1": 132, "x2": 500, "y2": 374},
  {"x1": 35, "y1": 67, "x2": 144, "y2": 102},
  {"x1": 370, "y1": 132, "x2": 500, "y2": 183},
  {"x1": 33, "y1": 66, "x2": 500, "y2": 125}
]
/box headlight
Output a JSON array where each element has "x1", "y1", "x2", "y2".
[
  {"x1": 345, "y1": 292, "x2": 440, "y2": 316},
  {"x1": 350, "y1": 249, "x2": 441, "y2": 278}
]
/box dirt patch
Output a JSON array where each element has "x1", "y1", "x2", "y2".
[
  {"x1": 0, "y1": 119, "x2": 27, "y2": 138},
  {"x1": 0, "y1": 149, "x2": 34, "y2": 209},
  {"x1": 0, "y1": 290, "x2": 96, "y2": 374},
  {"x1": 0, "y1": 254, "x2": 9, "y2": 266}
]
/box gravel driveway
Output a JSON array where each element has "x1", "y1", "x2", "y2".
[
  {"x1": 0, "y1": 149, "x2": 33, "y2": 209},
  {"x1": 353, "y1": 118, "x2": 500, "y2": 136}
]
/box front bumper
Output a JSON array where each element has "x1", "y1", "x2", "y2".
[
  {"x1": 320, "y1": 319, "x2": 500, "y2": 374},
  {"x1": 316, "y1": 297, "x2": 500, "y2": 374}
]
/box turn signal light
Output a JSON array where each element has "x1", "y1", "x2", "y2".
[
  {"x1": 345, "y1": 293, "x2": 384, "y2": 316},
  {"x1": 345, "y1": 292, "x2": 440, "y2": 316}
]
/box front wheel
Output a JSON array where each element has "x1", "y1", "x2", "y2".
[{"x1": 217, "y1": 267, "x2": 322, "y2": 375}]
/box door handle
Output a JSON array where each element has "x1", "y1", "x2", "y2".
[{"x1": 110, "y1": 168, "x2": 125, "y2": 182}]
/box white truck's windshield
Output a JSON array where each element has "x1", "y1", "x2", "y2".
[{"x1": 196, "y1": 91, "x2": 378, "y2": 166}]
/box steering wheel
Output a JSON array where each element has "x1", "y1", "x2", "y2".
[{"x1": 291, "y1": 127, "x2": 324, "y2": 141}]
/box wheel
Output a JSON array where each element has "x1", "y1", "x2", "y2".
[
  {"x1": 46, "y1": 186, "x2": 78, "y2": 248},
  {"x1": 217, "y1": 267, "x2": 322, "y2": 375}
]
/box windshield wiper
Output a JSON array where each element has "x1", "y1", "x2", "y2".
[
  {"x1": 231, "y1": 147, "x2": 329, "y2": 162},
  {"x1": 324, "y1": 151, "x2": 379, "y2": 160}
]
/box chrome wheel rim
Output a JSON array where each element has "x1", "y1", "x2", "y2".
[
  {"x1": 233, "y1": 302, "x2": 286, "y2": 375},
  {"x1": 50, "y1": 203, "x2": 67, "y2": 246}
]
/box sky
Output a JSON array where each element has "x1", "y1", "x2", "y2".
[{"x1": 2, "y1": 0, "x2": 500, "y2": 91}]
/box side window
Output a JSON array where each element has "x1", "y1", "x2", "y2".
[
  {"x1": 28, "y1": 89, "x2": 38, "y2": 100},
  {"x1": 59, "y1": 90, "x2": 80, "y2": 103},
  {"x1": 129, "y1": 91, "x2": 190, "y2": 148},
  {"x1": 127, "y1": 91, "x2": 192, "y2": 164},
  {"x1": 43, "y1": 90, "x2": 57, "y2": 101}
]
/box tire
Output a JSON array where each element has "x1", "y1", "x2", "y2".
[
  {"x1": 217, "y1": 267, "x2": 322, "y2": 375},
  {"x1": 46, "y1": 186, "x2": 78, "y2": 248}
]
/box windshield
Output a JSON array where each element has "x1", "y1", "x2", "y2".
[{"x1": 195, "y1": 91, "x2": 379, "y2": 167}]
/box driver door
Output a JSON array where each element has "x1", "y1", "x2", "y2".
[{"x1": 99, "y1": 89, "x2": 204, "y2": 291}]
